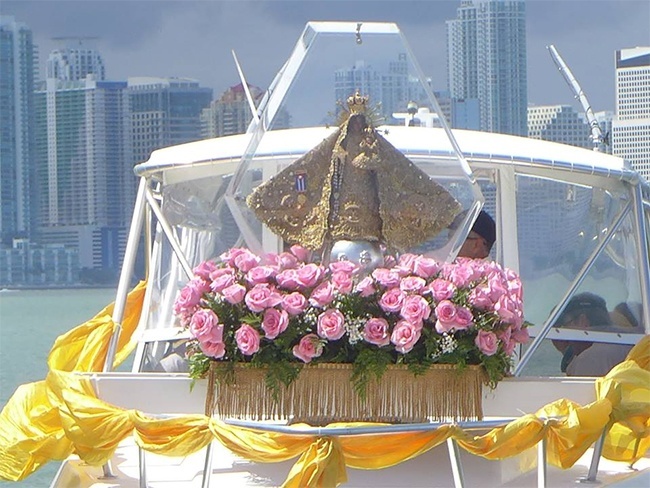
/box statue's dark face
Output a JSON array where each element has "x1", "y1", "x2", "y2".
[{"x1": 348, "y1": 114, "x2": 367, "y2": 133}]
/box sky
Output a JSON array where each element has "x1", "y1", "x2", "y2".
[{"x1": 2, "y1": 0, "x2": 649, "y2": 114}]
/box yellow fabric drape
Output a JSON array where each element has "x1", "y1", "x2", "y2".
[
  {"x1": 0, "y1": 281, "x2": 147, "y2": 481},
  {"x1": 26, "y1": 354, "x2": 648, "y2": 488},
  {"x1": 1, "y1": 287, "x2": 648, "y2": 486},
  {"x1": 596, "y1": 336, "x2": 650, "y2": 464}
]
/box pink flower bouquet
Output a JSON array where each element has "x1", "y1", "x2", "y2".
[{"x1": 174, "y1": 245, "x2": 530, "y2": 395}]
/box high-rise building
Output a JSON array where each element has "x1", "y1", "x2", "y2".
[
  {"x1": 447, "y1": 0, "x2": 528, "y2": 136},
  {"x1": 33, "y1": 77, "x2": 133, "y2": 270},
  {"x1": 0, "y1": 16, "x2": 37, "y2": 245},
  {"x1": 334, "y1": 54, "x2": 428, "y2": 124},
  {"x1": 201, "y1": 83, "x2": 264, "y2": 138},
  {"x1": 527, "y1": 105, "x2": 591, "y2": 149},
  {"x1": 612, "y1": 47, "x2": 650, "y2": 179},
  {"x1": 128, "y1": 77, "x2": 213, "y2": 164},
  {"x1": 46, "y1": 38, "x2": 106, "y2": 81}
]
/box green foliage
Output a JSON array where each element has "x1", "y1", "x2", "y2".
[{"x1": 351, "y1": 348, "x2": 392, "y2": 400}]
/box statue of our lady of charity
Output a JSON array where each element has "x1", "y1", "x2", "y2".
[{"x1": 247, "y1": 92, "x2": 461, "y2": 261}]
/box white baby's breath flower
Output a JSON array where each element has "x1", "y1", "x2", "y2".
[{"x1": 441, "y1": 332, "x2": 457, "y2": 354}]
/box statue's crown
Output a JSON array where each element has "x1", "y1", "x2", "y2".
[{"x1": 347, "y1": 91, "x2": 369, "y2": 114}]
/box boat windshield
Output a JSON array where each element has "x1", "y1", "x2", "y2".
[{"x1": 131, "y1": 22, "x2": 649, "y2": 378}]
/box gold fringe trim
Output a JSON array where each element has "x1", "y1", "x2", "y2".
[{"x1": 206, "y1": 363, "x2": 486, "y2": 424}]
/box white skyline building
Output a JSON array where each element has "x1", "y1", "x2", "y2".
[
  {"x1": 527, "y1": 105, "x2": 591, "y2": 149},
  {"x1": 612, "y1": 47, "x2": 650, "y2": 179},
  {"x1": 46, "y1": 39, "x2": 106, "y2": 81}
]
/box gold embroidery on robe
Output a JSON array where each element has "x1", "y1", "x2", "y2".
[{"x1": 246, "y1": 94, "x2": 461, "y2": 252}]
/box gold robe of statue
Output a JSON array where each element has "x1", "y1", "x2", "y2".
[{"x1": 247, "y1": 92, "x2": 461, "y2": 252}]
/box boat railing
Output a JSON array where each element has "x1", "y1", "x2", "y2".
[{"x1": 130, "y1": 415, "x2": 608, "y2": 488}]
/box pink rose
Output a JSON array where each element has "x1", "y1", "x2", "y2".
[
  {"x1": 400, "y1": 276, "x2": 426, "y2": 293},
  {"x1": 233, "y1": 249, "x2": 260, "y2": 272},
  {"x1": 245, "y1": 283, "x2": 283, "y2": 312},
  {"x1": 355, "y1": 276, "x2": 376, "y2": 297},
  {"x1": 505, "y1": 270, "x2": 523, "y2": 300},
  {"x1": 454, "y1": 306, "x2": 474, "y2": 331},
  {"x1": 503, "y1": 338, "x2": 517, "y2": 356},
  {"x1": 331, "y1": 270, "x2": 354, "y2": 294},
  {"x1": 192, "y1": 260, "x2": 218, "y2": 280},
  {"x1": 512, "y1": 328, "x2": 530, "y2": 344},
  {"x1": 278, "y1": 252, "x2": 299, "y2": 269},
  {"x1": 372, "y1": 268, "x2": 401, "y2": 288},
  {"x1": 434, "y1": 299, "x2": 456, "y2": 322},
  {"x1": 390, "y1": 320, "x2": 422, "y2": 353},
  {"x1": 496, "y1": 327, "x2": 513, "y2": 355},
  {"x1": 209, "y1": 269, "x2": 235, "y2": 294},
  {"x1": 246, "y1": 265, "x2": 277, "y2": 285},
  {"x1": 189, "y1": 309, "x2": 221, "y2": 341},
  {"x1": 173, "y1": 279, "x2": 206, "y2": 315},
  {"x1": 447, "y1": 263, "x2": 473, "y2": 288},
  {"x1": 276, "y1": 269, "x2": 301, "y2": 290},
  {"x1": 219, "y1": 247, "x2": 247, "y2": 266},
  {"x1": 235, "y1": 324, "x2": 260, "y2": 356},
  {"x1": 379, "y1": 288, "x2": 406, "y2": 313},
  {"x1": 397, "y1": 253, "x2": 419, "y2": 273},
  {"x1": 317, "y1": 309, "x2": 346, "y2": 340},
  {"x1": 296, "y1": 263, "x2": 325, "y2": 288},
  {"x1": 199, "y1": 337, "x2": 226, "y2": 359},
  {"x1": 400, "y1": 295, "x2": 431, "y2": 325},
  {"x1": 475, "y1": 329, "x2": 498, "y2": 356},
  {"x1": 363, "y1": 318, "x2": 390, "y2": 346},
  {"x1": 329, "y1": 260, "x2": 359, "y2": 274},
  {"x1": 468, "y1": 285, "x2": 493, "y2": 310},
  {"x1": 222, "y1": 283, "x2": 246, "y2": 304},
  {"x1": 494, "y1": 294, "x2": 522, "y2": 323},
  {"x1": 290, "y1": 244, "x2": 311, "y2": 262},
  {"x1": 260, "y1": 252, "x2": 280, "y2": 267},
  {"x1": 309, "y1": 281, "x2": 335, "y2": 308},
  {"x1": 434, "y1": 300, "x2": 457, "y2": 333},
  {"x1": 281, "y1": 292, "x2": 308, "y2": 315},
  {"x1": 292, "y1": 334, "x2": 323, "y2": 363},
  {"x1": 261, "y1": 308, "x2": 289, "y2": 339},
  {"x1": 413, "y1": 256, "x2": 441, "y2": 279},
  {"x1": 427, "y1": 278, "x2": 456, "y2": 302},
  {"x1": 487, "y1": 275, "x2": 508, "y2": 302}
]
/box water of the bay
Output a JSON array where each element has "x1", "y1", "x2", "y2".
[{"x1": 0, "y1": 287, "x2": 119, "y2": 488}]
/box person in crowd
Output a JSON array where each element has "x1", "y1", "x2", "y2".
[
  {"x1": 610, "y1": 301, "x2": 642, "y2": 329},
  {"x1": 456, "y1": 210, "x2": 496, "y2": 259},
  {"x1": 552, "y1": 292, "x2": 633, "y2": 376}
]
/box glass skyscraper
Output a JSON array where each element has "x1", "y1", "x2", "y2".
[
  {"x1": 446, "y1": 0, "x2": 528, "y2": 136},
  {"x1": 33, "y1": 78, "x2": 132, "y2": 270},
  {"x1": 0, "y1": 16, "x2": 37, "y2": 245}
]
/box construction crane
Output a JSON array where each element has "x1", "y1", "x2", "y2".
[{"x1": 547, "y1": 44, "x2": 609, "y2": 152}]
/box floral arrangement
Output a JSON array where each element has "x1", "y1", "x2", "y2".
[{"x1": 174, "y1": 245, "x2": 529, "y2": 397}]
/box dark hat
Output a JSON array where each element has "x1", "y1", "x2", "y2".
[
  {"x1": 562, "y1": 292, "x2": 608, "y2": 317},
  {"x1": 472, "y1": 210, "x2": 496, "y2": 250},
  {"x1": 554, "y1": 292, "x2": 610, "y2": 329}
]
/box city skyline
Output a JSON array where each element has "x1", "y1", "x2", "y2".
[{"x1": 3, "y1": 0, "x2": 649, "y2": 115}]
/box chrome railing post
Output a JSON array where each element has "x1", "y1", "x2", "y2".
[
  {"x1": 201, "y1": 442, "x2": 215, "y2": 488},
  {"x1": 446, "y1": 437, "x2": 465, "y2": 488},
  {"x1": 537, "y1": 434, "x2": 547, "y2": 488},
  {"x1": 139, "y1": 447, "x2": 148, "y2": 488}
]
